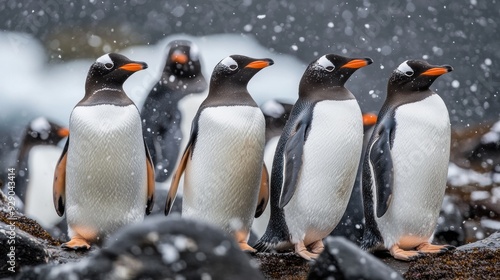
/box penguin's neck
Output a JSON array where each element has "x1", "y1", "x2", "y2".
[
  {"x1": 204, "y1": 83, "x2": 257, "y2": 107},
  {"x1": 80, "y1": 79, "x2": 133, "y2": 106},
  {"x1": 298, "y1": 85, "x2": 354, "y2": 102},
  {"x1": 386, "y1": 84, "x2": 434, "y2": 106}
]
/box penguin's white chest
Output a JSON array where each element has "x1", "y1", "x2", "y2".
[
  {"x1": 284, "y1": 100, "x2": 363, "y2": 245},
  {"x1": 66, "y1": 104, "x2": 148, "y2": 241},
  {"x1": 376, "y1": 94, "x2": 451, "y2": 248},
  {"x1": 183, "y1": 106, "x2": 265, "y2": 234},
  {"x1": 25, "y1": 145, "x2": 64, "y2": 228}
]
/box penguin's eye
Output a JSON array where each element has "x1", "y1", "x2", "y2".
[
  {"x1": 104, "y1": 63, "x2": 114, "y2": 69},
  {"x1": 317, "y1": 55, "x2": 335, "y2": 72},
  {"x1": 404, "y1": 70, "x2": 414, "y2": 77},
  {"x1": 220, "y1": 57, "x2": 239, "y2": 72}
]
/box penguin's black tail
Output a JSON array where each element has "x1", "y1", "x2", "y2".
[
  {"x1": 360, "y1": 227, "x2": 384, "y2": 252},
  {"x1": 254, "y1": 231, "x2": 292, "y2": 252}
]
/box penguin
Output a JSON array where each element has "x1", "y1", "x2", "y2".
[
  {"x1": 361, "y1": 60, "x2": 454, "y2": 260},
  {"x1": 141, "y1": 40, "x2": 208, "y2": 182},
  {"x1": 53, "y1": 53, "x2": 155, "y2": 250},
  {"x1": 254, "y1": 54, "x2": 372, "y2": 260},
  {"x1": 165, "y1": 55, "x2": 273, "y2": 251},
  {"x1": 14, "y1": 117, "x2": 69, "y2": 228}
]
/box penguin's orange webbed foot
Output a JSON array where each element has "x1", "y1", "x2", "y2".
[
  {"x1": 309, "y1": 239, "x2": 325, "y2": 255},
  {"x1": 416, "y1": 242, "x2": 455, "y2": 254},
  {"x1": 390, "y1": 244, "x2": 422, "y2": 261},
  {"x1": 295, "y1": 241, "x2": 319, "y2": 260},
  {"x1": 61, "y1": 235, "x2": 91, "y2": 250}
]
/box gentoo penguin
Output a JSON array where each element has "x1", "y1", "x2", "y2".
[
  {"x1": 141, "y1": 40, "x2": 208, "y2": 182},
  {"x1": 361, "y1": 60, "x2": 454, "y2": 260},
  {"x1": 53, "y1": 53, "x2": 155, "y2": 250},
  {"x1": 254, "y1": 54, "x2": 372, "y2": 260},
  {"x1": 330, "y1": 112, "x2": 378, "y2": 244},
  {"x1": 165, "y1": 55, "x2": 273, "y2": 251},
  {"x1": 14, "y1": 117, "x2": 68, "y2": 228}
]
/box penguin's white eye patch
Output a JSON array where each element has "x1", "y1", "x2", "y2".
[
  {"x1": 96, "y1": 54, "x2": 114, "y2": 69},
  {"x1": 220, "y1": 57, "x2": 238, "y2": 71},
  {"x1": 30, "y1": 117, "x2": 51, "y2": 133},
  {"x1": 396, "y1": 61, "x2": 414, "y2": 76},
  {"x1": 317, "y1": 55, "x2": 335, "y2": 72},
  {"x1": 189, "y1": 44, "x2": 199, "y2": 61}
]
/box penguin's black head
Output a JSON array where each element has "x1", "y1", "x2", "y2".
[
  {"x1": 85, "y1": 53, "x2": 147, "y2": 93},
  {"x1": 300, "y1": 54, "x2": 373, "y2": 92},
  {"x1": 210, "y1": 55, "x2": 274, "y2": 89},
  {"x1": 23, "y1": 117, "x2": 69, "y2": 146},
  {"x1": 388, "y1": 60, "x2": 453, "y2": 93},
  {"x1": 164, "y1": 40, "x2": 203, "y2": 78}
]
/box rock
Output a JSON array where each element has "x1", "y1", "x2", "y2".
[
  {"x1": 18, "y1": 216, "x2": 265, "y2": 280},
  {"x1": 0, "y1": 189, "x2": 59, "y2": 279},
  {"x1": 457, "y1": 231, "x2": 500, "y2": 251},
  {"x1": 308, "y1": 236, "x2": 403, "y2": 280},
  {"x1": 405, "y1": 232, "x2": 500, "y2": 279}
]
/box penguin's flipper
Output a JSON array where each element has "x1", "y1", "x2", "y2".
[
  {"x1": 369, "y1": 120, "x2": 394, "y2": 218},
  {"x1": 255, "y1": 163, "x2": 270, "y2": 218},
  {"x1": 279, "y1": 121, "x2": 307, "y2": 209},
  {"x1": 53, "y1": 138, "x2": 69, "y2": 217},
  {"x1": 144, "y1": 140, "x2": 155, "y2": 215},
  {"x1": 165, "y1": 142, "x2": 192, "y2": 215}
]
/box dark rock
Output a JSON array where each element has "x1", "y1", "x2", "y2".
[
  {"x1": 308, "y1": 236, "x2": 403, "y2": 280},
  {"x1": 434, "y1": 195, "x2": 466, "y2": 246},
  {"x1": 0, "y1": 190, "x2": 58, "y2": 279},
  {"x1": 0, "y1": 222, "x2": 50, "y2": 278},
  {"x1": 18, "y1": 216, "x2": 265, "y2": 280},
  {"x1": 457, "y1": 231, "x2": 500, "y2": 251}
]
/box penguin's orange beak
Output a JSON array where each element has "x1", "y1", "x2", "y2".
[
  {"x1": 246, "y1": 59, "x2": 274, "y2": 69},
  {"x1": 119, "y1": 62, "x2": 148, "y2": 72},
  {"x1": 421, "y1": 65, "x2": 453, "y2": 76},
  {"x1": 57, "y1": 127, "x2": 70, "y2": 138},
  {"x1": 171, "y1": 52, "x2": 189, "y2": 64},
  {"x1": 342, "y1": 58, "x2": 373, "y2": 69},
  {"x1": 362, "y1": 113, "x2": 378, "y2": 126}
]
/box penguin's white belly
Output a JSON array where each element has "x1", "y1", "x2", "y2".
[
  {"x1": 284, "y1": 100, "x2": 363, "y2": 245},
  {"x1": 183, "y1": 106, "x2": 265, "y2": 235},
  {"x1": 376, "y1": 95, "x2": 451, "y2": 249},
  {"x1": 66, "y1": 104, "x2": 147, "y2": 241},
  {"x1": 25, "y1": 146, "x2": 64, "y2": 228}
]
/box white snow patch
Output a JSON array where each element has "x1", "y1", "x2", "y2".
[
  {"x1": 159, "y1": 243, "x2": 180, "y2": 264},
  {"x1": 261, "y1": 100, "x2": 285, "y2": 118},
  {"x1": 257, "y1": 14, "x2": 266, "y2": 19},
  {"x1": 451, "y1": 80, "x2": 460, "y2": 88},
  {"x1": 481, "y1": 219, "x2": 500, "y2": 230},
  {"x1": 470, "y1": 191, "x2": 490, "y2": 201},
  {"x1": 447, "y1": 163, "x2": 494, "y2": 186}
]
